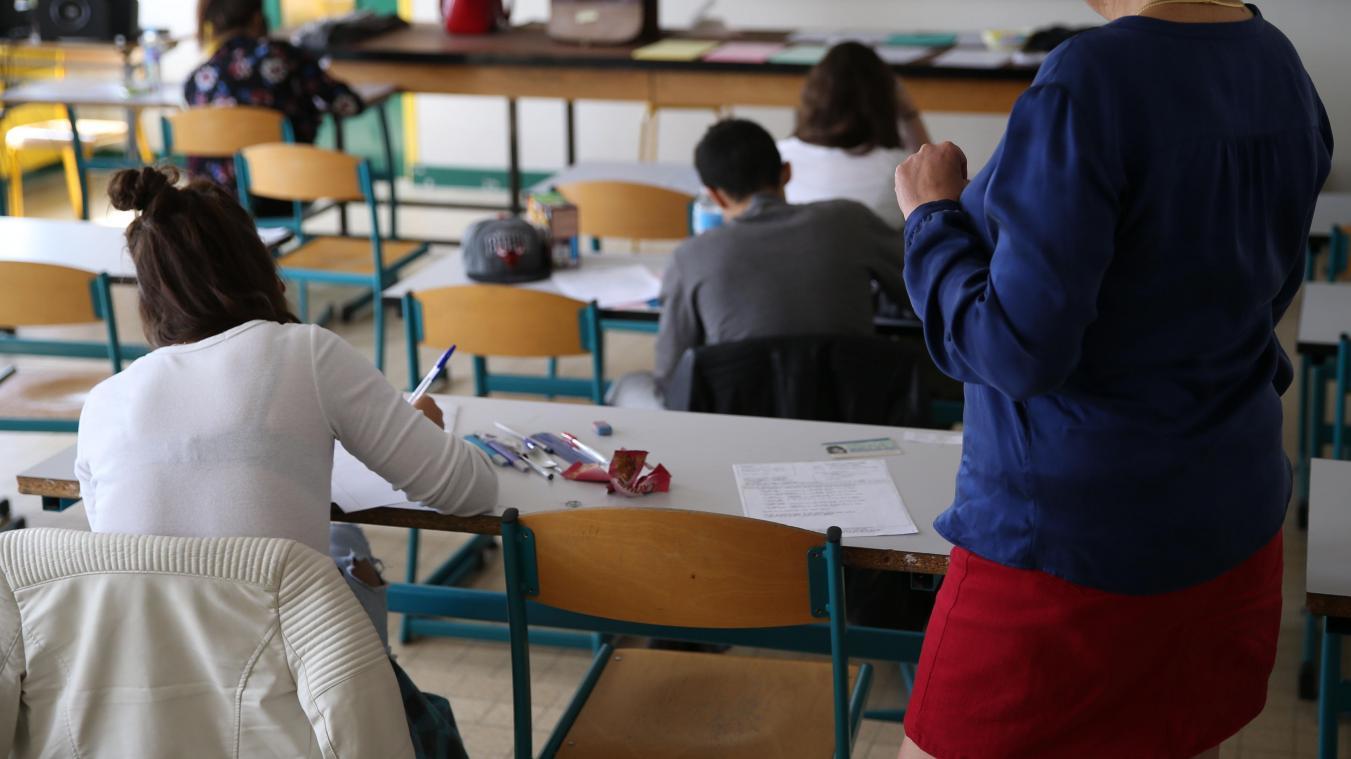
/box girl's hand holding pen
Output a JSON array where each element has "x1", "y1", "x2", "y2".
[{"x1": 413, "y1": 395, "x2": 445, "y2": 429}]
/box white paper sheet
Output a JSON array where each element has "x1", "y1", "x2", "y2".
[
  {"x1": 931, "y1": 49, "x2": 1011, "y2": 69},
  {"x1": 875, "y1": 46, "x2": 936, "y2": 66},
  {"x1": 330, "y1": 405, "x2": 459, "y2": 513},
  {"x1": 257, "y1": 226, "x2": 292, "y2": 248},
  {"x1": 734, "y1": 460, "x2": 918, "y2": 537},
  {"x1": 552, "y1": 265, "x2": 663, "y2": 308}
]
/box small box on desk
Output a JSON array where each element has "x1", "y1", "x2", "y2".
[{"x1": 527, "y1": 190, "x2": 581, "y2": 269}]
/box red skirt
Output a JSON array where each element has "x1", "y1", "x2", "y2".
[{"x1": 904, "y1": 532, "x2": 1283, "y2": 759}]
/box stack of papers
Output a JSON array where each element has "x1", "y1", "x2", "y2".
[
  {"x1": 931, "y1": 49, "x2": 1011, "y2": 69},
  {"x1": 734, "y1": 459, "x2": 918, "y2": 538},
  {"x1": 769, "y1": 45, "x2": 829, "y2": 66},
  {"x1": 632, "y1": 39, "x2": 720, "y2": 61},
  {"x1": 875, "y1": 46, "x2": 936, "y2": 66},
  {"x1": 552, "y1": 265, "x2": 663, "y2": 309},
  {"x1": 702, "y1": 42, "x2": 786, "y2": 64}
]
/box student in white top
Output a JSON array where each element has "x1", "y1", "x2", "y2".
[
  {"x1": 75, "y1": 166, "x2": 496, "y2": 753},
  {"x1": 778, "y1": 41, "x2": 931, "y2": 229}
]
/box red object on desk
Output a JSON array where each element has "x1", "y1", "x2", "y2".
[{"x1": 442, "y1": 0, "x2": 509, "y2": 35}]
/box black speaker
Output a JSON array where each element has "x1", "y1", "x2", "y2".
[{"x1": 34, "y1": 0, "x2": 137, "y2": 42}]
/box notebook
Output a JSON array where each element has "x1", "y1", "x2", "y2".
[
  {"x1": 702, "y1": 41, "x2": 786, "y2": 64},
  {"x1": 632, "y1": 39, "x2": 720, "y2": 61},
  {"x1": 769, "y1": 44, "x2": 829, "y2": 66},
  {"x1": 887, "y1": 33, "x2": 958, "y2": 47}
]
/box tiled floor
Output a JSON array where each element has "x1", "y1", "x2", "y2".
[{"x1": 2, "y1": 171, "x2": 1343, "y2": 757}]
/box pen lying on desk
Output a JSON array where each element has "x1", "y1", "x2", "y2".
[
  {"x1": 494, "y1": 422, "x2": 555, "y2": 453},
  {"x1": 464, "y1": 434, "x2": 510, "y2": 467}
]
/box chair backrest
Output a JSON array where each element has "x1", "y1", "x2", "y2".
[
  {"x1": 508, "y1": 507, "x2": 832, "y2": 629},
  {"x1": 237, "y1": 143, "x2": 367, "y2": 203},
  {"x1": 0, "y1": 261, "x2": 101, "y2": 327},
  {"x1": 162, "y1": 106, "x2": 289, "y2": 158},
  {"x1": 664, "y1": 334, "x2": 929, "y2": 427},
  {"x1": 410, "y1": 285, "x2": 593, "y2": 358},
  {"x1": 557, "y1": 180, "x2": 693, "y2": 241},
  {"x1": 0, "y1": 529, "x2": 413, "y2": 759}
]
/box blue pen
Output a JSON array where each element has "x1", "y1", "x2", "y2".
[
  {"x1": 464, "y1": 434, "x2": 510, "y2": 467},
  {"x1": 409, "y1": 345, "x2": 457, "y2": 405}
]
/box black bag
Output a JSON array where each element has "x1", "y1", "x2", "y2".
[{"x1": 462, "y1": 217, "x2": 552, "y2": 284}]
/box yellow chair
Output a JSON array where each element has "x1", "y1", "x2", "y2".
[
  {"x1": 0, "y1": 261, "x2": 122, "y2": 432},
  {"x1": 557, "y1": 180, "x2": 694, "y2": 250},
  {"x1": 236, "y1": 143, "x2": 429, "y2": 372},
  {"x1": 501, "y1": 508, "x2": 872, "y2": 758},
  {"x1": 4, "y1": 111, "x2": 131, "y2": 219}
]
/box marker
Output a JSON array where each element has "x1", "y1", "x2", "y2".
[
  {"x1": 561, "y1": 431, "x2": 609, "y2": 466},
  {"x1": 493, "y1": 421, "x2": 555, "y2": 453},
  {"x1": 518, "y1": 450, "x2": 556, "y2": 481},
  {"x1": 409, "y1": 345, "x2": 456, "y2": 405},
  {"x1": 464, "y1": 434, "x2": 510, "y2": 467}
]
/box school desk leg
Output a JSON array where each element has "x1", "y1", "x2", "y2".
[
  {"x1": 400, "y1": 527, "x2": 421, "y2": 645},
  {"x1": 374, "y1": 294, "x2": 386, "y2": 373},
  {"x1": 1305, "y1": 610, "x2": 1323, "y2": 700},
  {"x1": 1319, "y1": 617, "x2": 1344, "y2": 758}
]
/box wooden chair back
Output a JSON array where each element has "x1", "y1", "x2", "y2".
[
  {"x1": 164, "y1": 106, "x2": 287, "y2": 158},
  {"x1": 0, "y1": 262, "x2": 97, "y2": 326},
  {"x1": 239, "y1": 143, "x2": 364, "y2": 202},
  {"x1": 515, "y1": 508, "x2": 826, "y2": 629},
  {"x1": 557, "y1": 181, "x2": 693, "y2": 241},
  {"x1": 413, "y1": 285, "x2": 590, "y2": 358}
]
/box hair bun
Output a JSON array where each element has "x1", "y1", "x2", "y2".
[{"x1": 108, "y1": 165, "x2": 179, "y2": 213}]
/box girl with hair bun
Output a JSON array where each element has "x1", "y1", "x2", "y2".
[{"x1": 80, "y1": 165, "x2": 493, "y2": 757}]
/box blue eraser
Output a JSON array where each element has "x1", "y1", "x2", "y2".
[{"x1": 592, "y1": 420, "x2": 613, "y2": 436}]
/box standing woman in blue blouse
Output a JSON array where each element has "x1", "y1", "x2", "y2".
[
  {"x1": 895, "y1": 1, "x2": 1331, "y2": 757},
  {"x1": 186, "y1": 0, "x2": 365, "y2": 212}
]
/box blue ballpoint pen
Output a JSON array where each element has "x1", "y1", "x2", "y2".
[
  {"x1": 464, "y1": 434, "x2": 510, "y2": 467},
  {"x1": 408, "y1": 345, "x2": 457, "y2": 405}
]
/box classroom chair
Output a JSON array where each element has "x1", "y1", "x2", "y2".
[
  {"x1": 556, "y1": 179, "x2": 692, "y2": 336},
  {"x1": 500, "y1": 507, "x2": 872, "y2": 759},
  {"x1": 398, "y1": 284, "x2": 604, "y2": 645},
  {"x1": 236, "y1": 143, "x2": 430, "y2": 372},
  {"x1": 401, "y1": 285, "x2": 605, "y2": 404},
  {"x1": 0, "y1": 529, "x2": 414, "y2": 758},
  {"x1": 0, "y1": 262, "x2": 122, "y2": 433},
  {"x1": 3, "y1": 110, "x2": 136, "y2": 219},
  {"x1": 161, "y1": 105, "x2": 293, "y2": 171},
  {"x1": 557, "y1": 179, "x2": 694, "y2": 252}
]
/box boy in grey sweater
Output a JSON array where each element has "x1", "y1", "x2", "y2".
[{"x1": 610, "y1": 118, "x2": 907, "y2": 408}]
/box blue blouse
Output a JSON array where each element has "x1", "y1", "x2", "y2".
[{"x1": 903, "y1": 6, "x2": 1332, "y2": 594}]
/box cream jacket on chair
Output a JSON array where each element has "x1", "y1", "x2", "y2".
[{"x1": 0, "y1": 529, "x2": 415, "y2": 759}]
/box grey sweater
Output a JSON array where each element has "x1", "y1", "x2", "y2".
[{"x1": 655, "y1": 194, "x2": 907, "y2": 385}]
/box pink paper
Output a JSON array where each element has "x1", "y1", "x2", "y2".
[{"x1": 702, "y1": 42, "x2": 787, "y2": 64}]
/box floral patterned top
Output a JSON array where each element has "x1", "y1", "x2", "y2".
[{"x1": 183, "y1": 35, "x2": 365, "y2": 196}]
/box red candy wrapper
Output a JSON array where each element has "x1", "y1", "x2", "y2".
[{"x1": 562, "y1": 449, "x2": 671, "y2": 497}]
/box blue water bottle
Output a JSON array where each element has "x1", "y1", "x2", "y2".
[{"x1": 691, "y1": 191, "x2": 724, "y2": 235}]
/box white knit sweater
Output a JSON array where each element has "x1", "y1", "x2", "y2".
[{"x1": 76, "y1": 320, "x2": 497, "y2": 553}]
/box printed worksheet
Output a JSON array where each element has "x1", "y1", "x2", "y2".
[
  {"x1": 330, "y1": 405, "x2": 459, "y2": 513},
  {"x1": 733, "y1": 460, "x2": 917, "y2": 537}
]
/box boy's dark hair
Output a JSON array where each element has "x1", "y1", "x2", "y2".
[
  {"x1": 693, "y1": 119, "x2": 784, "y2": 202},
  {"x1": 197, "y1": 0, "x2": 264, "y2": 45},
  {"x1": 795, "y1": 42, "x2": 904, "y2": 154},
  {"x1": 109, "y1": 165, "x2": 297, "y2": 348}
]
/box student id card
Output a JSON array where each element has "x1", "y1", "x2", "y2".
[{"x1": 822, "y1": 437, "x2": 902, "y2": 459}]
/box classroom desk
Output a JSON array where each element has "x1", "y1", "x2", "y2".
[
  {"x1": 0, "y1": 216, "x2": 291, "y2": 282},
  {"x1": 1306, "y1": 458, "x2": 1351, "y2": 758},
  {"x1": 16, "y1": 395, "x2": 960, "y2": 574},
  {"x1": 327, "y1": 24, "x2": 1037, "y2": 114},
  {"x1": 1297, "y1": 282, "x2": 1351, "y2": 359}
]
